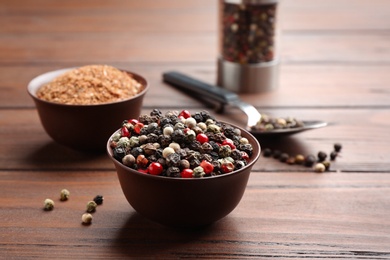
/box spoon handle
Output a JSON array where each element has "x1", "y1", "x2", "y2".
[{"x1": 162, "y1": 71, "x2": 239, "y2": 105}]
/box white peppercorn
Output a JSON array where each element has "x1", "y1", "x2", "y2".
[
  {"x1": 82, "y1": 213, "x2": 93, "y2": 224},
  {"x1": 314, "y1": 163, "x2": 326, "y2": 173},
  {"x1": 60, "y1": 189, "x2": 70, "y2": 201},
  {"x1": 163, "y1": 126, "x2": 174, "y2": 136},
  {"x1": 44, "y1": 198, "x2": 54, "y2": 210},
  {"x1": 239, "y1": 137, "x2": 249, "y2": 144},
  {"x1": 162, "y1": 147, "x2": 175, "y2": 158},
  {"x1": 169, "y1": 142, "x2": 181, "y2": 152},
  {"x1": 205, "y1": 119, "x2": 215, "y2": 125},
  {"x1": 197, "y1": 122, "x2": 207, "y2": 131},
  {"x1": 184, "y1": 117, "x2": 197, "y2": 128}
]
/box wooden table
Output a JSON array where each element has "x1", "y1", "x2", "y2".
[{"x1": 1, "y1": 0, "x2": 390, "y2": 258}]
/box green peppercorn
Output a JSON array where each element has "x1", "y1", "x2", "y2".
[
  {"x1": 193, "y1": 166, "x2": 205, "y2": 178},
  {"x1": 82, "y1": 213, "x2": 93, "y2": 225},
  {"x1": 322, "y1": 161, "x2": 331, "y2": 171},
  {"x1": 44, "y1": 198, "x2": 54, "y2": 210},
  {"x1": 207, "y1": 124, "x2": 221, "y2": 133},
  {"x1": 219, "y1": 145, "x2": 232, "y2": 158},
  {"x1": 129, "y1": 136, "x2": 140, "y2": 147},
  {"x1": 86, "y1": 201, "x2": 97, "y2": 213},
  {"x1": 60, "y1": 189, "x2": 70, "y2": 201},
  {"x1": 117, "y1": 137, "x2": 130, "y2": 148},
  {"x1": 111, "y1": 132, "x2": 121, "y2": 142}
]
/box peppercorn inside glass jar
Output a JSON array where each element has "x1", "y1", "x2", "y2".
[{"x1": 217, "y1": 0, "x2": 280, "y2": 93}]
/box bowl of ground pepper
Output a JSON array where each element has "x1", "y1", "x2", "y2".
[
  {"x1": 28, "y1": 65, "x2": 148, "y2": 152},
  {"x1": 107, "y1": 109, "x2": 261, "y2": 228}
]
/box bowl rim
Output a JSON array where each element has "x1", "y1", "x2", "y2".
[
  {"x1": 27, "y1": 67, "x2": 149, "y2": 107},
  {"x1": 106, "y1": 120, "x2": 261, "y2": 182}
]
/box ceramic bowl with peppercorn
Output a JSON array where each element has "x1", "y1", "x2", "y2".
[
  {"x1": 27, "y1": 65, "x2": 149, "y2": 152},
  {"x1": 107, "y1": 109, "x2": 261, "y2": 228}
]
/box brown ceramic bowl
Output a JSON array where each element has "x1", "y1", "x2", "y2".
[
  {"x1": 107, "y1": 122, "x2": 261, "y2": 228},
  {"x1": 28, "y1": 68, "x2": 148, "y2": 152}
]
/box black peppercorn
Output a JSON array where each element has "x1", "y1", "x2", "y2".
[
  {"x1": 93, "y1": 195, "x2": 104, "y2": 205},
  {"x1": 150, "y1": 109, "x2": 163, "y2": 118},
  {"x1": 262, "y1": 148, "x2": 272, "y2": 157},
  {"x1": 113, "y1": 147, "x2": 126, "y2": 161},
  {"x1": 166, "y1": 153, "x2": 181, "y2": 167},
  {"x1": 330, "y1": 151, "x2": 338, "y2": 160},
  {"x1": 234, "y1": 160, "x2": 246, "y2": 169},
  {"x1": 166, "y1": 166, "x2": 181, "y2": 177},
  {"x1": 279, "y1": 153, "x2": 289, "y2": 162},
  {"x1": 304, "y1": 154, "x2": 316, "y2": 167},
  {"x1": 192, "y1": 112, "x2": 204, "y2": 123},
  {"x1": 273, "y1": 150, "x2": 281, "y2": 159},
  {"x1": 334, "y1": 143, "x2": 342, "y2": 152},
  {"x1": 130, "y1": 147, "x2": 143, "y2": 158},
  {"x1": 317, "y1": 151, "x2": 327, "y2": 162}
]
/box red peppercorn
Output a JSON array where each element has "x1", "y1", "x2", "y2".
[
  {"x1": 179, "y1": 110, "x2": 191, "y2": 119},
  {"x1": 222, "y1": 138, "x2": 236, "y2": 150},
  {"x1": 221, "y1": 161, "x2": 234, "y2": 173},
  {"x1": 196, "y1": 133, "x2": 209, "y2": 144},
  {"x1": 200, "y1": 160, "x2": 214, "y2": 174},
  {"x1": 134, "y1": 122, "x2": 144, "y2": 134},
  {"x1": 138, "y1": 168, "x2": 148, "y2": 174},
  {"x1": 121, "y1": 126, "x2": 130, "y2": 137},
  {"x1": 180, "y1": 169, "x2": 193, "y2": 178},
  {"x1": 241, "y1": 151, "x2": 250, "y2": 163},
  {"x1": 136, "y1": 154, "x2": 149, "y2": 168},
  {"x1": 148, "y1": 162, "x2": 163, "y2": 175},
  {"x1": 128, "y1": 119, "x2": 139, "y2": 125}
]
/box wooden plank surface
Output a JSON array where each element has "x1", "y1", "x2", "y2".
[
  {"x1": 0, "y1": 171, "x2": 389, "y2": 258},
  {"x1": 1, "y1": 0, "x2": 390, "y2": 258}
]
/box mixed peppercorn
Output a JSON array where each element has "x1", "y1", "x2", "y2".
[
  {"x1": 252, "y1": 113, "x2": 305, "y2": 132},
  {"x1": 109, "y1": 109, "x2": 254, "y2": 178},
  {"x1": 262, "y1": 143, "x2": 343, "y2": 173},
  {"x1": 43, "y1": 189, "x2": 104, "y2": 225}
]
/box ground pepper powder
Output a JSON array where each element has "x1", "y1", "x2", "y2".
[{"x1": 37, "y1": 65, "x2": 143, "y2": 105}]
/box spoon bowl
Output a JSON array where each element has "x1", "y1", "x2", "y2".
[{"x1": 163, "y1": 71, "x2": 327, "y2": 136}]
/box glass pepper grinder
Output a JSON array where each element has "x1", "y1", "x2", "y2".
[{"x1": 217, "y1": 0, "x2": 279, "y2": 93}]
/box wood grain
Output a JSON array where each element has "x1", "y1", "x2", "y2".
[
  {"x1": 0, "y1": 171, "x2": 389, "y2": 259},
  {"x1": 1, "y1": 0, "x2": 390, "y2": 258}
]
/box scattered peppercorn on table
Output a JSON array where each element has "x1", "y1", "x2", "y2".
[{"x1": 1, "y1": 0, "x2": 390, "y2": 258}]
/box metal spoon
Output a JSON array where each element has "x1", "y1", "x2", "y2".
[{"x1": 162, "y1": 71, "x2": 327, "y2": 136}]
